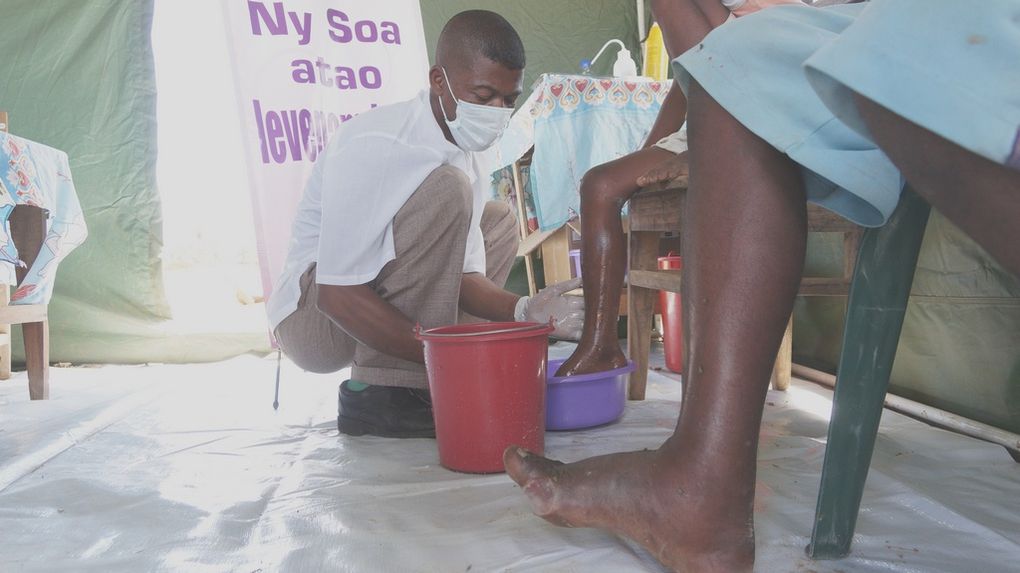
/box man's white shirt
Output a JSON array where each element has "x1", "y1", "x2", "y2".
[{"x1": 267, "y1": 90, "x2": 491, "y2": 332}]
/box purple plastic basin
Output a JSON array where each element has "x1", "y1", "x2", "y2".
[{"x1": 546, "y1": 359, "x2": 636, "y2": 431}]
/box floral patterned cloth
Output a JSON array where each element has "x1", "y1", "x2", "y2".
[
  {"x1": 494, "y1": 74, "x2": 671, "y2": 231},
  {"x1": 0, "y1": 132, "x2": 87, "y2": 305}
]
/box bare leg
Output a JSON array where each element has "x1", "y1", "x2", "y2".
[
  {"x1": 506, "y1": 80, "x2": 807, "y2": 572},
  {"x1": 558, "y1": 0, "x2": 724, "y2": 376},
  {"x1": 654, "y1": 0, "x2": 730, "y2": 58},
  {"x1": 854, "y1": 93, "x2": 1020, "y2": 277},
  {"x1": 557, "y1": 147, "x2": 676, "y2": 376}
]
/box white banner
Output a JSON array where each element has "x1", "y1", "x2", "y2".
[{"x1": 221, "y1": 0, "x2": 429, "y2": 307}]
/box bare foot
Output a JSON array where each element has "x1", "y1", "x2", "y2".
[
  {"x1": 554, "y1": 342, "x2": 628, "y2": 377},
  {"x1": 636, "y1": 152, "x2": 690, "y2": 188},
  {"x1": 504, "y1": 446, "x2": 755, "y2": 573}
]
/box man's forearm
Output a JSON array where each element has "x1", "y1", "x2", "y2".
[
  {"x1": 459, "y1": 272, "x2": 520, "y2": 322},
  {"x1": 316, "y1": 283, "x2": 424, "y2": 364}
]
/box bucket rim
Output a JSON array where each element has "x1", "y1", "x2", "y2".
[{"x1": 417, "y1": 321, "x2": 554, "y2": 342}]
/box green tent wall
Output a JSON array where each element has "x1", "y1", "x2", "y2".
[
  {"x1": 420, "y1": 0, "x2": 643, "y2": 90},
  {"x1": 797, "y1": 215, "x2": 1020, "y2": 434},
  {"x1": 0, "y1": 0, "x2": 174, "y2": 363}
]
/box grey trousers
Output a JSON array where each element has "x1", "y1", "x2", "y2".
[{"x1": 274, "y1": 165, "x2": 519, "y2": 389}]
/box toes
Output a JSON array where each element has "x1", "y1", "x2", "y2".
[
  {"x1": 503, "y1": 446, "x2": 530, "y2": 484},
  {"x1": 504, "y1": 447, "x2": 570, "y2": 517},
  {"x1": 503, "y1": 446, "x2": 561, "y2": 485}
]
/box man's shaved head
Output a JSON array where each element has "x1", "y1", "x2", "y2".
[
  {"x1": 435, "y1": 10, "x2": 525, "y2": 71},
  {"x1": 428, "y1": 10, "x2": 525, "y2": 146}
]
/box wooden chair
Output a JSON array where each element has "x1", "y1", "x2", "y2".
[
  {"x1": 0, "y1": 111, "x2": 51, "y2": 400},
  {"x1": 626, "y1": 175, "x2": 862, "y2": 400}
]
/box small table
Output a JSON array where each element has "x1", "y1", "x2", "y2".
[
  {"x1": 0, "y1": 132, "x2": 86, "y2": 305},
  {"x1": 0, "y1": 130, "x2": 87, "y2": 398},
  {"x1": 494, "y1": 74, "x2": 672, "y2": 288}
]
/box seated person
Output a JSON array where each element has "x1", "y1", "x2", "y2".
[
  {"x1": 267, "y1": 10, "x2": 583, "y2": 439},
  {"x1": 505, "y1": 1, "x2": 1020, "y2": 572}
]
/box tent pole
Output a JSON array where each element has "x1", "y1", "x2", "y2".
[
  {"x1": 792, "y1": 363, "x2": 1020, "y2": 461},
  {"x1": 637, "y1": 0, "x2": 646, "y2": 42}
]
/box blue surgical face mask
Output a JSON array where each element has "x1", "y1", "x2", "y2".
[{"x1": 437, "y1": 67, "x2": 513, "y2": 152}]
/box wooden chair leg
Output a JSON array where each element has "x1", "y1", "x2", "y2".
[
  {"x1": 808, "y1": 189, "x2": 930, "y2": 559},
  {"x1": 0, "y1": 286, "x2": 10, "y2": 380},
  {"x1": 541, "y1": 226, "x2": 573, "y2": 285},
  {"x1": 627, "y1": 230, "x2": 659, "y2": 400},
  {"x1": 24, "y1": 320, "x2": 49, "y2": 400},
  {"x1": 8, "y1": 204, "x2": 50, "y2": 399},
  {"x1": 771, "y1": 316, "x2": 793, "y2": 391}
]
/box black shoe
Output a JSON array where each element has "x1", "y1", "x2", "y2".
[{"x1": 337, "y1": 381, "x2": 436, "y2": 439}]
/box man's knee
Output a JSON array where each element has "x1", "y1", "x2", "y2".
[
  {"x1": 482, "y1": 200, "x2": 518, "y2": 238},
  {"x1": 389, "y1": 165, "x2": 473, "y2": 277},
  {"x1": 482, "y1": 200, "x2": 520, "y2": 267},
  {"x1": 420, "y1": 165, "x2": 473, "y2": 219}
]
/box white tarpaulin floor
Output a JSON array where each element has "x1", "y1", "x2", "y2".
[{"x1": 2, "y1": 343, "x2": 1018, "y2": 572}]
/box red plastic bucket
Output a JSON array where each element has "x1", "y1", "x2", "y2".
[
  {"x1": 417, "y1": 321, "x2": 553, "y2": 473},
  {"x1": 658, "y1": 254, "x2": 683, "y2": 373}
]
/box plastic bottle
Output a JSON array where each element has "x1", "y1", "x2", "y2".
[
  {"x1": 587, "y1": 39, "x2": 639, "y2": 79},
  {"x1": 642, "y1": 22, "x2": 669, "y2": 81},
  {"x1": 612, "y1": 47, "x2": 638, "y2": 78}
]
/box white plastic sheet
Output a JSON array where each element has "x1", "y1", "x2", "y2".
[{"x1": 2, "y1": 344, "x2": 1018, "y2": 572}]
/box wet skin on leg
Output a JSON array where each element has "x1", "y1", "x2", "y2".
[
  {"x1": 555, "y1": 146, "x2": 678, "y2": 377},
  {"x1": 557, "y1": 0, "x2": 724, "y2": 376},
  {"x1": 854, "y1": 93, "x2": 1020, "y2": 278},
  {"x1": 506, "y1": 79, "x2": 808, "y2": 573}
]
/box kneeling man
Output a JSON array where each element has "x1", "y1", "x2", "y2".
[{"x1": 268, "y1": 10, "x2": 583, "y2": 439}]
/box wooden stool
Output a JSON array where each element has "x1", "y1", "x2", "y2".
[{"x1": 626, "y1": 175, "x2": 862, "y2": 399}]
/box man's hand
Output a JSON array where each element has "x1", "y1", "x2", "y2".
[
  {"x1": 518, "y1": 278, "x2": 585, "y2": 340},
  {"x1": 636, "y1": 152, "x2": 690, "y2": 188}
]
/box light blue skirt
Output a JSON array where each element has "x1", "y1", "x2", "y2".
[
  {"x1": 805, "y1": 0, "x2": 1020, "y2": 172},
  {"x1": 674, "y1": 0, "x2": 1020, "y2": 227}
]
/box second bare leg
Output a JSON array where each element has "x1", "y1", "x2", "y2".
[{"x1": 506, "y1": 80, "x2": 808, "y2": 573}]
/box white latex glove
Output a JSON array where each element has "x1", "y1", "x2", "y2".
[{"x1": 514, "y1": 277, "x2": 585, "y2": 340}]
